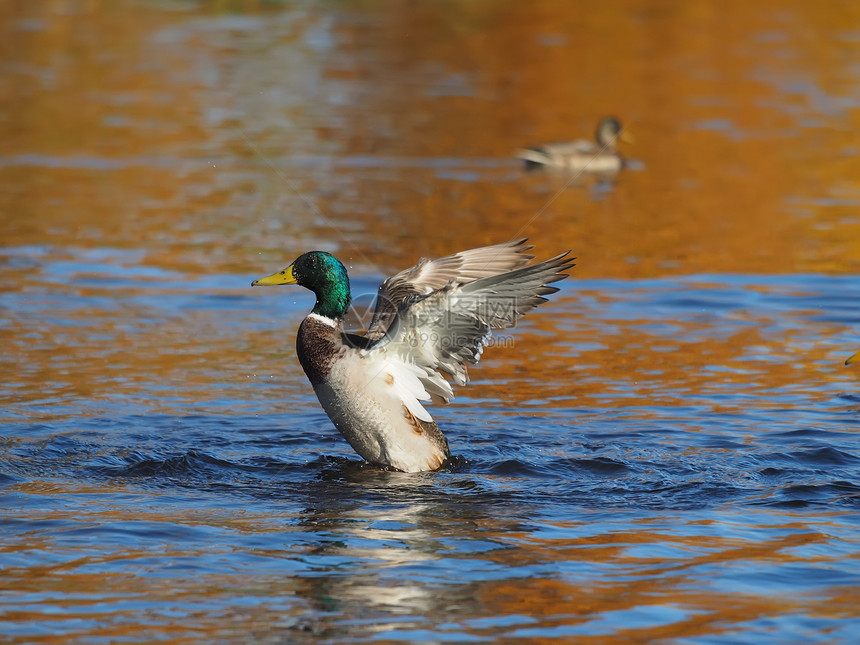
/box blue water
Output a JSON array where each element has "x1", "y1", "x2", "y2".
[{"x1": 2, "y1": 248, "x2": 859, "y2": 641}]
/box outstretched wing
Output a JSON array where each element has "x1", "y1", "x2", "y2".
[
  {"x1": 364, "y1": 239, "x2": 535, "y2": 340},
  {"x1": 367, "y1": 251, "x2": 575, "y2": 404}
]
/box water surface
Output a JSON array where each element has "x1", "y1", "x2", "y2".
[{"x1": 2, "y1": 1, "x2": 860, "y2": 642}]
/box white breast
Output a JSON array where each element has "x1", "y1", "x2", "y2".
[{"x1": 312, "y1": 349, "x2": 447, "y2": 472}]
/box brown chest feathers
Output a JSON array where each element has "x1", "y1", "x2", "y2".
[{"x1": 295, "y1": 316, "x2": 342, "y2": 387}]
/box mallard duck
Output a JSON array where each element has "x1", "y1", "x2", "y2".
[
  {"x1": 846, "y1": 352, "x2": 858, "y2": 366},
  {"x1": 252, "y1": 239, "x2": 574, "y2": 473},
  {"x1": 518, "y1": 116, "x2": 632, "y2": 173}
]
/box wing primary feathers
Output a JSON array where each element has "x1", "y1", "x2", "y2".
[
  {"x1": 367, "y1": 247, "x2": 574, "y2": 398},
  {"x1": 365, "y1": 238, "x2": 537, "y2": 339}
]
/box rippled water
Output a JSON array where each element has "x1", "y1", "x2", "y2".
[
  {"x1": 4, "y1": 249, "x2": 859, "y2": 641},
  {"x1": 2, "y1": 1, "x2": 860, "y2": 642}
]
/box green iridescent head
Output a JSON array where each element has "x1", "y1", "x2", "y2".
[{"x1": 252, "y1": 251, "x2": 351, "y2": 320}]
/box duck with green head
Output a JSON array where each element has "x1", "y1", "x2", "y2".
[
  {"x1": 518, "y1": 116, "x2": 633, "y2": 174},
  {"x1": 252, "y1": 239, "x2": 574, "y2": 473}
]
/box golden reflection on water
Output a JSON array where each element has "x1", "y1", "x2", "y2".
[
  {"x1": 4, "y1": 479, "x2": 857, "y2": 641},
  {"x1": 2, "y1": 0, "x2": 860, "y2": 641},
  {"x1": 2, "y1": 0, "x2": 860, "y2": 277}
]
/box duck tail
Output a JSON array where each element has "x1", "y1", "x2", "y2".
[{"x1": 517, "y1": 148, "x2": 550, "y2": 170}]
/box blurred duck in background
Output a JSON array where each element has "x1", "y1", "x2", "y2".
[{"x1": 518, "y1": 116, "x2": 633, "y2": 174}]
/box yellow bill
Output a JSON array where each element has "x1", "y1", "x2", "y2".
[
  {"x1": 251, "y1": 264, "x2": 296, "y2": 287},
  {"x1": 620, "y1": 129, "x2": 635, "y2": 145},
  {"x1": 846, "y1": 352, "x2": 858, "y2": 366}
]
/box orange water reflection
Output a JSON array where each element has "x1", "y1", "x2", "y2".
[
  {"x1": 3, "y1": 481, "x2": 857, "y2": 641},
  {"x1": 2, "y1": 1, "x2": 860, "y2": 276}
]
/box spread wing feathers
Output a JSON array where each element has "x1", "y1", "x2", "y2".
[
  {"x1": 364, "y1": 238, "x2": 535, "y2": 340},
  {"x1": 364, "y1": 351, "x2": 435, "y2": 423},
  {"x1": 370, "y1": 251, "x2": 575, "y2": 402}
]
